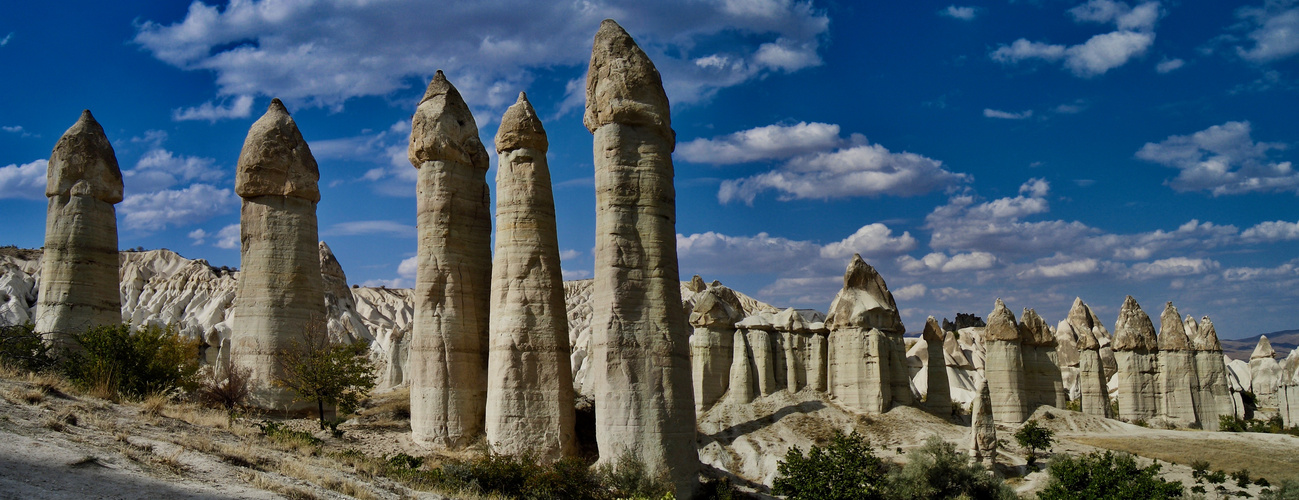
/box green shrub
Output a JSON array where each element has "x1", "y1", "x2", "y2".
[
  {"x1": 61, "y1": 323, "x2": 200, "y2": 398},
  {"x1": 1014, "y1": 419, "x2": 1055, "y2": 466},
  {"x1": 886, "y1": 436, "x2": 1016, "y2": 500},
  {"x1": 773, "y1": 430, "x2": 890, "y2": 500},
  {"x1": 1038, "y1": 450, "x2": 1183, "y2": 500},
  {"x1": 1191, "y1": 460, "x2": 1210, "y2": 480},
  {"x1": 1260, "y1": 480, "x2": 1299, "y2": 500},
  {"x1": 1206, "y1": 470, "x2": 1228, "y2": 485},
  {"x1": 272, "y1": 325, "x2": 377, "y2": 430},
  {"x1": 440, "y1": 451, "x2": 621, "y2": 500},
  {"x1": 257, "y1": 420, "x2": 322, "y2": 447},
  {"x1": 1234, "y1": 470, "x2": 1253, "y2": 489},
  {"x1": 386, "y1": 453, "x2": 423, "y2": 470},
  {"x1": 0, "y1": 323, "x2": 54, "y2": 372},
  {"x1": 593, "y1": 451, "x2": 673, "y2": 499}
]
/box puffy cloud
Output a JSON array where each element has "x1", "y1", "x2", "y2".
[
  {"x1": 718, "y1": 142, "x2": 969, "y2": 204},
  {"x1": 893, "y1": 283, "x2": 927, "y2": 301},
  {"x1": 562, "y1": 269, "x2": 592, "y2": 280},
  {"x1": 134, "y1": 0, "x2": 829, "y2": 111},
  {"x1": 214, "y1": 224, "x2": 240, "y2": 249},
  {"x1": 1063, "y1": 31, "x2": 1155, "y2": 77},
  {"x1": 992, "y1": 1, "x2": 1158, "y2": 78},
  {"x1": 2, "y1": 125, "x2": 34, "y2": 137},
  {"x1": 677, "y1": 122, "x2": 845, "y2": 164},
  {"x1": 119, "y1": 184, "x2": 237, "y2": 231},
  {"x1": 397, "y1": 256, "x2": 418, "y2": 279},
  {"x1": 0, "y1": 159, "x2": 48, "y2": 199},
  {"x1": 1155, "y1": 57, "x2": 1184, "y2": 73},
  {"x1": 1241, "y1": 220, "x2": 1299, "y2": 242},
  {"x1": 321, "y1": 220, "x2": 417, "y2": 238},
  {"x1": 1127, "y1": 257, "x2": 1220, "y2": 279},
  {"x1": 1235, "y1": 2, "x2": 1299, "y2": 62},
  {"x1": 1015, "y1": 256, "x2": 1101, "y2": 280},
  {"x1": 819, "y1": 224, "x2": 918, "y2": 259},
  {"x1": 990, "y1": 39, "x2": 1066, "y2": 64},
  {"x1": 677, "y1": 222, "x2": 915, "y2": 276},
  {"x1": 1135, "y1": 121, "x2": 1299, "y2": 195},
  {"x1": 0, "y1": 32, "x2": 11, "y2": 46},
  {"x1": 898, "y1": 251, "x2": 997, "y2": 274},
  {"x1": 984, "y1": 108, "x2": 1033, "y2": 120},
  {"x1": 123, "y1": 148, "x2": 224, "y2": 193},
  {"x1": 1068, "y1": 0, "x2": 1161, "y2": 31},
  {"x1": 171, "y1": 95, "x2": 254, "y2": 122},
  {"x1": 559, "y1": 249, "x2": 582, "y2": 260},
  {"x1": 940, "y1": 6, "x2": 978, "y2": 21}
]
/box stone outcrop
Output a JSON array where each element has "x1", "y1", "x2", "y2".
[
  {"x1": 984, "y1": 299, "x2": 1028, "y2": 424},
  {"x1": 826, "y1": 255, "x2": 900, "y2": 413},
  {"x1": 1157, "y1": 302, "x2": 1199, "y2": 425},
  {"x1": 1020, "y1": 308, "x2": 1065, "y2": 410},
  {"x1": 1250, "y1": 335, "x2": 1281, "y2": 396},
  {"x1": 408, "y1": 71, "x2": 492, "y2": 448},
  {"x1": 231, "y1": 99, "x2": 326, "y2": 410},
  {"x1": 970, "y1": 376, "x2": 997, "y2": 467},
  {"x1": 689, "y1": 280, "x2": 743, "y2": 412},
  {"x1": 35, "y1": 110, "x2": 124, "y2": 344},
  {"x1": 1112, "y1": 296, "x2": 1159, "y2": 421},
  {"x1": 320, "y1": 242, "x2": 371, "y2": 344},
  {"x1": 1191, "y1": 317, "x2": 1231, "y2": 430},
  {"x1": 921, "y1": 317, "x2": 952, "y2": 416},
  {"x1": 1054, "y1": 319, "x2": 1081, "y2": 402},
  {"x1": 1063, "y1": 298, "x2": 1111, "y2": 417},
  {"x1": 584, "y1": 19, "x2": 697, "y2": 495},
  {"x1": 484, "y1": 93, "x2": 575, "y2": 460}
]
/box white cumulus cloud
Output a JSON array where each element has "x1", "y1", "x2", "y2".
[
  {"x1": 321, "y1": 220, "x2": 417, "y2": 238},
  {"x1": 119, "y1": 184, "x2": 238, "y2": 231},
  {"x1": 123, "y1": 148, "x2": 224, "y2": 193},
  {"x1": 984, "y1": 108, "x2": 1034, "y2": 120},
  {"x1": 171, "y1": 95, "x2": 255, "y2": 122},
  {"x1": 0, "y1": 159, "x2": 48, "y2": 199},
  {"x1": 992, "y1": 0, "x2": 1159, "y2": 78},
  {"x1": 1234, "y1": 2, "x2": 1299, "y2": 63},
  {"x1": 941, "y1": 6, "x2": 978, "y2": 21},
  {"x1": 677, "y1": 122, "x2": 845, "y2": 164},
  {"x1": 1136, "y1": 121, "x2": 1299, "y2": 195}
]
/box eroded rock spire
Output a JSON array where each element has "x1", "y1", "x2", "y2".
[
  {"x1": 984, "y1": 299, "x2": 1028, "y2": 423},
  {"x1": 1112, "y1": 296, "x2": 1159, "y2": 420}
]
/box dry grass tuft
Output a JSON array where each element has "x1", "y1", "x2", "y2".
[
  {"x1": 155, "y1": 447, "x2": 188, "y2": 473},
  {"x1": 248, "y1": 472, "x2": 323, "y2": 500},
  {"x1": 16, "y1": 388, "x2": 45, "y2": 404},
  {"x1": 168, "y1": 402, "x2": 232, "y2": 429},
  {"x1": 276, "y1": 459, "x2": 380, "y2": 500},
  {"x1": 43, "y1": 415, "x2": 66, "y2": 432},
  {"x1": 139, "y1": 393, "x2": 170, "y2": 417},
  {"x1": 215, "y1": 442, "x2": 275, "y2": 471},
  {"x1": 28, "y1": 372, "x2": 74, "y2": 396},
  {"x1": 1073, "y1": 435, "x2": 1299, "y2": 484},
  {"x1": 174, "y1": 432, "x2": 216, "y2": 454}
]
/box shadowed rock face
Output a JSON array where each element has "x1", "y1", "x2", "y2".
[
  {"x1": 1067, "y1": 299, "x2": 1111, "y2": 418},
  {"x1": 970, "y1": 377, "x2": 997, "y2": 466},
  {"x1": 922, "y1": 317, "x2": 952, "y2": 416},
  {"x1": 984, "y1": 299, "x2": 1028, "y2": 424},
  {"x1": 825, "y1": 254, "x2": 910, "y2": 408},
  {"x1": 408, "y1": 71, "x2": 492, "y2": 448},
  {"x1": 36, "y1": 110, "x2": 124, "y2": 343},
  {"x1": 584, "y1": 19, "x2": 697, "y2": 496},
  {"x1": 1192, "y1": 316, "x2": 1231, "y2": 430},
  {"x1": 1020, "y1": 308, "x2": 1065, "y2": 410},
  {"x1": 1158, "y1": 302, "x2": 1200, "y2": 425},
  {"x1": 1251, "y1": 335, "x2": 1281, "y2": 396},
  {"x1": 1113, "y1": 296, "x2": 1159, "y2": 420},
  {"x1": 231, "y1": 99, "x2": 326, "y2": 411},
  {"x1": 690, "y1": 282, "x2": 743, "y2": 412},
  {"x1": 485, "y1": 93, "x2": 575, "y2": 461}
]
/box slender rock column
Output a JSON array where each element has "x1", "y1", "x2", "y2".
[
  {"x1": 970, "y1": 376, "x2": 997, "y2": 467},
  {"x1": 921, "y1": 317, "x2": 952, "y2": 416},
  {"x1": 1112, "y1": 296, "x2": 1159, "y2": 421},
  {"x1": 1020, "y1": 308, "x2": 1065, "y2": 410},
  {"x1": 485, "y1": 93, "x2": 575, "y2": 460},
  {"x1": 1157, "y1": 302, "x2": 1199, "y2": 425},
  {"x1": 409, "y1": 71, "x2": 492, "y2": 448},
  {"x1": 985, "y1": 299, "x2": 1028, "y2": 424},
  {"x1": 1192, "y1": 317, "x2": 1231, "y2": 430},
  {"x1": 1066, "y1": 298, "x2": 1111, "y2": 417},
  {"x1": 584, "y1": 19, "x2": 697, "y2": 495},
  {"x1": 826, "y1": 254, "x2": 900, "y2": 413},
  {"x1": 36, "y1": 111, "x2": 124, "y2": 344},
  {"x1": 689, "y1": 283, "x2": 742, "y2": 412},
  {"x1": 1250, "y1": 335, "x2": 1281, "y2": 397},
  {"x1": 231, "y1": 99, "x2": 327, "y2": 410}
]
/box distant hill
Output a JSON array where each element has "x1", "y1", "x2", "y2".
[{"x1": 1221, "y1": 329, "x2": 1298, "y2": 361}]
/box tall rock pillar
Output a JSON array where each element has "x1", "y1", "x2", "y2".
[
  {"x1": 231, "y1": 99, "x2": 326, "y2": 410},
  {"x1": 409, "y1": 72, "x2": 492, "y2": 448},
  {"x1": 1066, "y1": 298, "x2": 1111, "y2": 417},
  {"x1": 921, "y1": 317, "x2": 952, "y2": 416},
  {"x1": 1112, "y1": 296, "x2": 1159, "y2": 421},
  {"x1": 36, "y1": 110, "x2": 124, "y2": 343},
  {"x1": 1020, "y1": 308, "x2": 1065, "y2": 410},
  {"x1": 1157, "y1": 302, "x2": 1199, "y2": 425},
  {"x1": 485, "y1": 93, "x2": 575, "y2": 460},
  {"x1": 826, "y1": 254, "x2": 901, "y2": 413},
  {"x1": 985, "y1": 299, "x2": 1028, "y2": 424},
  {"x1": 689, "y1": 282, "x2": 743, "y2": 412},
  {"x1": 584, "y1": 19, "x2": 698, "y2": 495},
  {"x1": 970, "y1": 376, "x2": 997, "y2": 467},
  {"x1": 1192, "y1": 317, "x2": 1231, "y2": 430}
]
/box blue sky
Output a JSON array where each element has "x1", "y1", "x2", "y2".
[{"x1": 2, "y1": 0, "x2": 1297, "y2": 338}]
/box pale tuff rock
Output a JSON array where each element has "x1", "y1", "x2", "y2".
[
  {"x1": 1280, "y1": 350, "x2": 1299, "y2": 426},
  {"x1": 773, "y1": 308, "x2": 818, "y2": 393},
  {"x1": 1076, "y1": 323, "x2": 1113, "y2": 418},
  {"x1": 1157, "y1": 302, "x2": 1200, "y2": 425},
  {"x1": 1184, "y1": 315, "x2": 1201, "y2": 344},
  {"x1": 827, "y1": 255, "x2": 901, "y2": 413},
  {"x1": 1250, "y1": 335, "x2": 1281, "y2": 396},
  {"x1": 690, "y1": 283, "x2": 742, "y2": 412},
  {"x1": 826, "y1": 254, "x2": 910, "y2": 407},
  {"x1": 984, "y1": 299, "x2": 1028, "y2": 424},
  {"x1": 485, "y1": 93, "x2": 576, "y2": 460},
  {"x1": 921, "y1": 317, "x2": 952, "y2": 416},
  {"x1": 320, "y1": 242, "x2": 371, "y2": 344},
  {"x1": 1073, "y1": 301, "x2": 1118, "y2": 380},
  {"x1": 351, "y1": 286, "x2": 413, "y2": 389},
  {"x1": 1112, "y1": 296, "x2": 1159, "y2": 420},
  {"x1": 0, "y1": 251, "x2": 39, "y2": 326},
  {"x1": 231, "y1": 99, "x2": 326, "y2": 410},
  {"x1": 36, "y1": 110, "x2": 124, "y2": 343},
  {"x1": 726, "y1": 329, "x2": 757, "y2": 405},
  {"x1": 408, "y1": 71, "x2": 492, "y2": 448},
  {"x1": 1020, "y1": 308, "x2": 1066, "y2": 410},
  {"x1": 1192, "y1": 317, "x2": 1231, "y2": 430},
  {"x1": 1055, "y1": 320, "x2": 1081, "y2": 402},
  {"x1": 585, "y1": 19, "x2": 697, "y2": 495},
  {"x1": 970, "y1": 377, "x2": 997, "y2": 467}
]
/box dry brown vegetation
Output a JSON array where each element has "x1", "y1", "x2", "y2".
[{"x1": 1071, "y1": 435, "x2": 1299, "y2": 484}]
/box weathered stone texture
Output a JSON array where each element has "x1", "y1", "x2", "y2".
[
  {"x1": 408, "y1": 72, "x2": 492, "y2": 448},
  {"x1": 826, "y1": 254, "x2": 902, "y2": 413},
  {"x1": 1020, "y1": 308, "x2": 1065, "y2": 410},
  {"x1": 689, "y1": 283, "x2": 742, "y2": 412},
  {"x1": 970, "y1": 377, "x2": 997, "y2": 467},
  {"x1": 1191, "y1": 317, "x2": 1231, "y2": 430},
  {"x1": 1112, "y1": 296, "x2": 1159, "y2": 420},
  {"x1": 585, "y1": 19, "x2": 697, "y2": 495},
  {"x1": 922, "y1": 317, "x2": 952, "y2": 416},
  {"x1": 985, "y1": 299, "x2": 1028, "y2": 424},
  {"x1": 485, "y1": 93, "x2": 576, "y2": 460},
  {"x1": 1157, "y1": 302, "x2": 1199, "y2": 425},
  {"x1": 36, "y1": 110, "x2": 124, "y2": 343},
  {"x1": 231, "y1": 100, "x2": 326, "y2": 410}
]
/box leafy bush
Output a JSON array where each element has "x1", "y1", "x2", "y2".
[
  {"x1": 1191, "y1": 460, "x2": 1210, "y2": 481},
  {"x1": 1234, "y1": 470, "x2": 1253, "y2": 489},
  {"x1": 773, "y1": 430, "x2": 890, "y2": 500},
  {"x1": 0, "y1": 323, "x2": 54, "y2": 372},
  {"x1": 1220, "y1": 415, "x2": 1299, "y2": 436},
  {"x1": 272, "y1": 324, "x2": 377, "y2": 429},
  {"x1": 195, "y1": 357, "x2": 252, "y2": 413},
  {"x1": 61, "y1": 323, "x2": 200, "y2": 399},
  {"x1": 1038, "y1": 450, "x2": 1183, "y2": 500},
  {"x1": 886, "y1": 436, "x2": 1016, "y2": 500},
  {"x1": 1260, "y1": 480, "x2": 1299, "y2": 500},
  {"x1": 592, "y1": 451, "x2": 674, "y2": 499},
  {"x1": 1206, "y1": 470, "x2": 1228, "y2": 485},
  {"x1": 1014, "y1": 419, "x2": 1055, "y2": 466},
  {"x1": 257, "y1": 420, "x2": 322, "y2": 447}
]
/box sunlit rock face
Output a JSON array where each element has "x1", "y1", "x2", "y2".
[
  {"x1": 36, "y1": 110, "x2": 124, "y2": 344},
  {"x1": 584, "y1": 19, "x2": 697, "y2": 496},
  {"x1": 826, "y1": 255, "x2": 902, "y2": 413},
  {"x1": 1191, "y1": 316, "x2": 1232, "y2": 430},
  {"x1": 1157, "y1": 302, "x2": 1200, "y2": 426},
  {"x1": 984, "y1": 299, "x2": 1028, "y2": 424},
  {"x1": 230, "y1": 99, "x2": 325, "y2": 411},
  {"x1": 407, "y1": 71, "x2": 492, "y2": 449},
  {"x1": 1112, "y1": 296, "x2": 1160, "y2": 421}
]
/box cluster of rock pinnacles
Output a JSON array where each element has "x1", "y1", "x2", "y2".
[{"x1": 28, "y1": 19, "x2": 1290, "y2": 496}]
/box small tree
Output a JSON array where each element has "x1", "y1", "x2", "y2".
[
  {"x1": 62, "y1": 323, "x2": 201, "y2": 399},
  {"x1": 196, "y1": 357, "x2": 252, "y2": 419},
  {"x1": 1014, "y1": 419, "x2": 1055, "y2": 466},
  {"x1": 886, "y1": 435, "x2": 1017, "y2": 500},
  {"x1": 1039, "y1": 450, "x2": 1183, "y2": 500},
  {"x1": 773, "y1": 430, "x2": 890, "y2": 500},
  {"x1": 273, "y1": 325, "x2": 376, "y2": 430}
]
